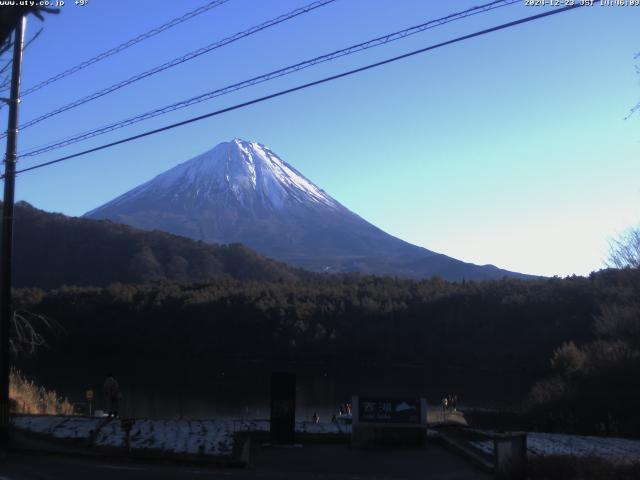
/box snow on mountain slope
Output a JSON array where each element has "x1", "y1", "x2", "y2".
[
  {"x1": 87, "y1": 139, "x2": 339, "y2": 215},
  {"x1": 85, "y1": 138, "x2": 531, "y2": 280}
]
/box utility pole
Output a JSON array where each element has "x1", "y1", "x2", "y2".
[{"x1": 0, "y1": 15, "x2": 26, "y2": 450}]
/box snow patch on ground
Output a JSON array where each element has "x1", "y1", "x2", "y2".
[
  {"x1": 470, "y1": 432, "x2": 640, "y2": 463},
  {"x1": 298, "y1": 420, "x2": 352, "y2": 435},
  {"x1": 13, "y1": 416, "x2": 99, "y2": 437},
  {"x1": 12, "y1": 416, "x2": 351, "y2": 457},
  {"x1": 95, "y1": 419, "x2": 126, "y2": 447}
]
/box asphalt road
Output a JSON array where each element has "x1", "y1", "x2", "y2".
[{"x1": 0, "y1": 443, "x2": 491, "y2": 480}]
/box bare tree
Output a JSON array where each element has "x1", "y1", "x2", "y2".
[
  {"x1": 607, "y1": 55, "x2": 640, "y2": 267},
  {"x1": 10, "y1": 310, "x2": 61, "y2": 357},
  {"x1": 607, "y1": 226, "x2": 640, "y2": 269},
  {"x1": 626, "y1": 52, "x2": 640, "y2": 120}
]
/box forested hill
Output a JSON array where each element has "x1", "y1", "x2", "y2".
[
  {"x1": 16, "y1": 268, "x2": 640, "y2": 421},
  {"x1": 12, "y1": 202, "x2": 307, "y2": 288},
  {"x1": 17, "y1": 270, "x2": 622, "y2": 376}
]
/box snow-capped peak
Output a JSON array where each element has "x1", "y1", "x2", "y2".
[{"x1": 88, "y1": 139, "x2": 340, "y2": 214}]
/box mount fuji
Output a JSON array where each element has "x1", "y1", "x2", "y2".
[{"x1": 85, "y1": 138, "x2": 528, "y2": 280}]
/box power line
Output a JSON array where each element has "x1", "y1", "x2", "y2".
[
  {"x1": 7, "y1": 0, "x2": 337, "y2": 138},
  {"x1": 0, "y1": 27, "x2": 41, "y2": 77},
  {"x1": 9, "y1": 4, "x2": 584, "y2": 178},
  {"x1": 19, "y1": 0, "x2": 520, "y2": 159},
  {"x1": 7, "y1": 0, "x2": 232, "y2": 97},
  {"x1": 0, "y1": 27, "x2": 42, "y2": 109}
]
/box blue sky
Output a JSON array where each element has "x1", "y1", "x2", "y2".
[{"x1": 4, "y1": 0, "x2": 639, "y2": 277}]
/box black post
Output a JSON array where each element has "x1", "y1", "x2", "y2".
[
  {"x1": 270, "y1": 372, "x2": 296, "y2": 444},
  {"x1": 0, "y1": 15, "x2": 26, "y2": 449}
]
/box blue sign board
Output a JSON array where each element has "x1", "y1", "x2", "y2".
[{"x1": 357, "y1": 397, "x2": 422, "y2": 424}]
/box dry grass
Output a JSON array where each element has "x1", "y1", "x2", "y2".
[
  {"x1": 529, "y1": 455, "x2": 640, "y2": 480},
  {"x1": 9, "y1": 369, "x2": 73, "y2": 415}
]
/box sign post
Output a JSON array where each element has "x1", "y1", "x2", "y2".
[{"x1": 85, "y1": 390, "x2": 94, "y2": 417}]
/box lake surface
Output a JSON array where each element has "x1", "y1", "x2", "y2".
[{"x1": 27, "y1": 361, "x2": 537, "y2": 419}]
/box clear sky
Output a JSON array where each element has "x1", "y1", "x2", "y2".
[{"x1": 4, "y1": 0, "x2": 639, "y2": 277}]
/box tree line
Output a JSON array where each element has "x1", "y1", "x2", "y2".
[{"x1": 14, "y1": 267, "x2": 640, "y2": 431}]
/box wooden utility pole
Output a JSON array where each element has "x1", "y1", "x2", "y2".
[{"x1": 0, "y1": 14, "x2": 26, "y2": 449}]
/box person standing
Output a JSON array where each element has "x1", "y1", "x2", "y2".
[{"x1": 103, "y1": 373, "x2": 121, "y2": 418}]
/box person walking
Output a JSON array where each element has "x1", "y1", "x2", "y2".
[{"x1": 103, "y1": 373, "x2": 121, "y2": 418}]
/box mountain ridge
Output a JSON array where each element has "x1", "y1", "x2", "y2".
[
  {"x1": 85, "y1": 138, "x2": 533, "y2": 281},
  {"x1": 12, "y1": 201, "x2": 307, "y2": 288}
]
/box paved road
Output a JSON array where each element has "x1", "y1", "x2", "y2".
[{"x1": 1, "y1": 443, "x2": 490, "y2": 480}]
